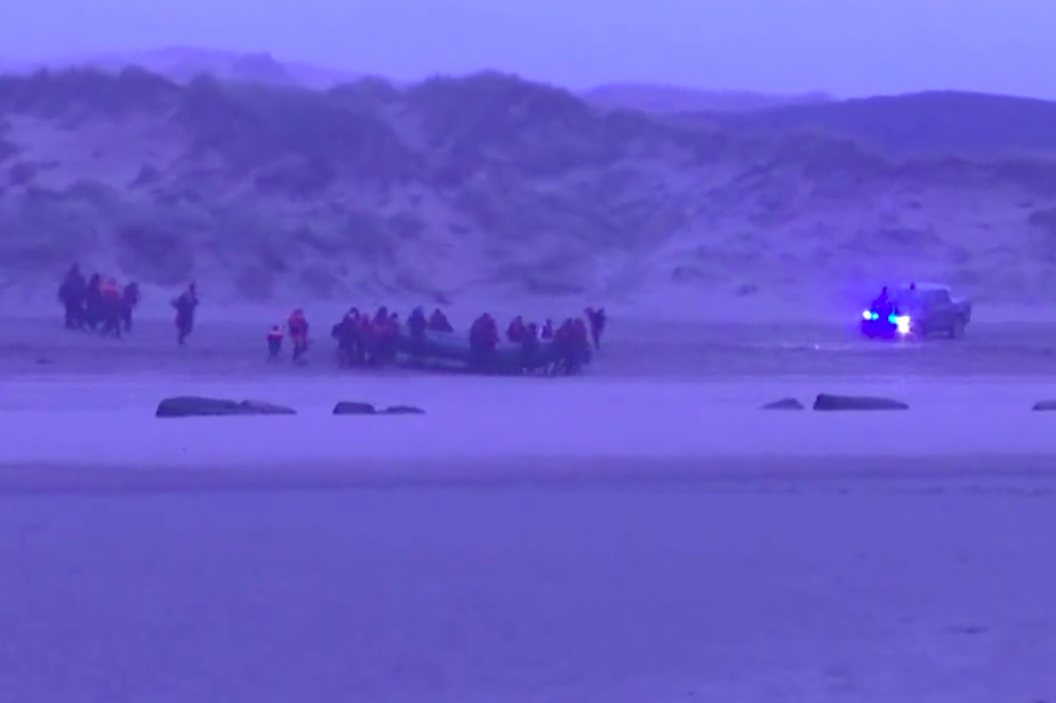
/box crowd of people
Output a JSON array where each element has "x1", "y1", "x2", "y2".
[
  {"x1": 58, "y1": 264, "x2": 140, "y2": 338},
  {"x1": 57, "y1": 263, "x2": 607, "y2": 376},
  {"x1": 57, "y1": 265, "x2": 198, "y2": 345},
  {"x1": 324, "y1": 305, "x2": 606, "y2": 375},
  {"x1": 461, "y1": 309, "x2": 604, "y2": 374},
  {"x1": 328, "y1": 305, "x2": 436, "y2": 367}
]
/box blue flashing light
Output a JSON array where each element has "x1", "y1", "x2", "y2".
[{"x1": 887, "y1": 313, "x2": 897, "y2": 323}]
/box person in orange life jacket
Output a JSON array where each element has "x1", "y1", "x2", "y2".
[
  {"x1": 267, "y1": 325, "x2": 284, "y2": 361},
  {"x1": 288, "y1": 309, "x2": 309, "y2": 361},
  {"x1": 99, "y1": 278, "x2": 124, "y2": 338}
]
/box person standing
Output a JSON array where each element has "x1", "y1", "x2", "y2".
[{"x1": 172, "y1": 282, "x2": 199, "y2": 346}]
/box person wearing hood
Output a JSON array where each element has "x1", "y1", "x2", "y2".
[
  {"x1": 470, "y1": 313, "x2": 499, "y2": 371},
  {"x1": 408, "y1": 307, "x2": 428, "y2": 339},
  {"x1": 870, "y1": 286, "x2": 895, "y2": 318},
  {"x1": 332, "y1": 308, "x2": 361, "y2": 367},
  {"x1": 506, "y1": 316, "x2": 526, "y2": 344},
  {"x1": 428, "y1": 308, "x2": 453, "y2": 332}
]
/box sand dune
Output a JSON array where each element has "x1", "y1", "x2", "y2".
[{"x1": 4, "y1": 66, "x2": 1056, "y2": 312}]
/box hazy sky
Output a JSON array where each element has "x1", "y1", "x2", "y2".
[{"x1": 2, "y1": 0, "x2": 1053, "y2": 98}]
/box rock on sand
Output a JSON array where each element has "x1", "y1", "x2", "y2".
[
  {"x1": 812, "y1": 393, "x2": 909, "y2": 411},
  {"x1": 761, "y1": 398, "x2": 805, "y2": 410},
  {"x1": 333, "y1": 402, "x2": 426, "y2": 415},
  {"x1": 382, "y1": 405, "x2": 426, "y2": 415},
  {"x1": 333, "y1": 401, "x2": 377, "y2": 415}
]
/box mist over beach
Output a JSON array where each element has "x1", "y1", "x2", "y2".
[{"x1": 4, "y1": 3, "x2": 1056, "y2": 699}]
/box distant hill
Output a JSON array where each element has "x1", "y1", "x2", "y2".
[
  {"x1": 3, "y1": 67, "x2": 1056, "y2": 306},
  {"x1": 11, "y1": 47, "x2": 358, "y2": 89},
  {"x1": 699, "y1": 91, "x2": 1056, "y2": 157},
  {"x1": 583, "y1": 83, "x2": 833, "y2": 114}
]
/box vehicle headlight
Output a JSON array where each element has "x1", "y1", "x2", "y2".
[
  {"x1": 894, "y1": 315, "x2": 911, "y2": 334},
  {"x1": 862, "y1": 310, "x2": 872, "y2": 320}
]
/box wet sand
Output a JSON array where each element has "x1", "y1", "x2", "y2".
[
  {"x1": 2, "y1": 313, "x2": 1056, "y2": 701},
  {"x1": 1, "y1": 462, "x2": 1055, "y2": 703}
]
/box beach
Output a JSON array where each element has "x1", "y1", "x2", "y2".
[{"x1": 2, "y1": 311, "x2": 1055, "y2": 702}]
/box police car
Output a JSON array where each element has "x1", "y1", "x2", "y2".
[{"x1": 861, "y1": 282, "x2": 972, "y2": 339}]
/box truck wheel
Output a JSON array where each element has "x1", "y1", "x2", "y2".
[{"x1": 949, "y1": 317, "x2": 965, "y2": 339}]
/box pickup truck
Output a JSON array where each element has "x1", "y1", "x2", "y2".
[{"x1": 861, "y1": 283, "x2": 972, "y2": 339}]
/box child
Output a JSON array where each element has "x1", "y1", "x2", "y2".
[{"x1": 267, "y1": 325, "x2": 284, "y2": 361}]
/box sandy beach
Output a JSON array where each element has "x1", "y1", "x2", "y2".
[{"x1": 2, "y1": 311, "x2": 1056, "y2": 702}]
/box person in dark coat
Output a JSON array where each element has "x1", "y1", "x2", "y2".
[
  {"x1": 172, "y1": 282, "x2": 199, "y2": 346},
  {"x1": 121, "y1": 282, "x2": 140, "y2": 332},
  {"x1": 585, "y1": 307, "x2": 607, "y2": 351},
  {"x1": 58, "y1": 264, "x2": 87, "y2": 330},
  {"x1": 428, "y1": 308, "x2": 453, "y2": 332}
]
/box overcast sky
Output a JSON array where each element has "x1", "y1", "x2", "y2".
[{"x1": 2, "y1": 0, "x2": 1053, "y2": 98}]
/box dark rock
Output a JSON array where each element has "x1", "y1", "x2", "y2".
[
  {"x1": 156, "y1": 396, "x2": 296, "y2": 418},
  {"x1": 813, "y1": 393, "x2": 909, "y2": 411},
  {"x1": 382, "y1": 404, "x2": 426, "y2": 415},
  {"x1": 1032, "y1": 400, "x2": 1056, "y2": 411},
  {"x1": 333, "y1": 401, "x2": 377, "y2": 415},
  {"x1": 238, "y1": 400, "x2": 297, "y2": 415},
  {"x1": 761, "y1": 398, "x2": 804, "y2": 410}
]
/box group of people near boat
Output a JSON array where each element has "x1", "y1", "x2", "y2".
[
  {"x1": 272, "y1": 305, "x2": 607, "y2": 374},
  {"x1": 57, "y1": 262, "x2": 606, "y2": 376},
  {"x1": 57, "y1": 264, "x2": 140, "y2": 338}
]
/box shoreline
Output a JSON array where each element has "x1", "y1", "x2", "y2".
[
  {"x1": 3, "y1": 454, "x2": 1056, "y2": 495},
  {"x1": 3, "y1": 375, "x2": 1056, "y2": 470}
]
